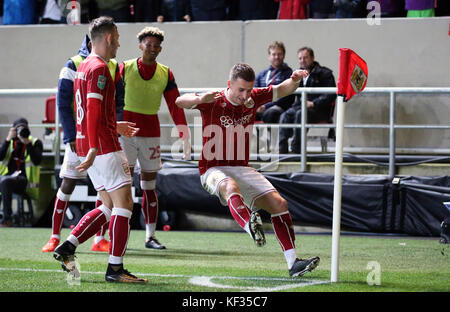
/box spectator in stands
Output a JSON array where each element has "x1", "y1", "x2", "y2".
[
  {"x1": 255, "y1": 41, "x2": 295, "y2": 124},
  {"x1": 278, "y1": 47, "x2": 336, "y2": 154},
  {"x1": 0, "y1": 118, "x2": 43, "y2": 227},
  {"x1": 96, "y1": 0, "x2": 130, "y2": 22},
  {"x1": 190, "y1": 0, "x2": 226, "y2": 21},
  {"x1": 309, "y1": 0, "x2": 334, "y2": 18},
  {"x1": 405, "y1": 0, "x2": 436, "y2": 17},
  {"x1": 2, "y1": 0, "x2": 36, "y2": 24},
  {"x1": 157, "y1": 0, "x2": 191, "y2": 22},
  {"x1": 133, "y1": 0, "x2": 158, "y2": 22},
  {"x1": 238, "y1": 0, "x2": 276, "y2": 20},
  {"x1": 38, "y1": 0, "x2": 63, "y2": 24},
  {"x1": 334, "y1": 0, "x2": 367, "y2": 18},
  {"x1": 276, "y1": 0, "x2": 310, "y2": 19},
  {"x1": 377, "y1": 0, "x2": 406, "y2": 17},
  {"x1": 435, "y1": 0, "x2": 450, "y2": 16}
]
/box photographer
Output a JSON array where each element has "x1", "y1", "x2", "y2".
[{"x1": 0, "y1": 118, "x2": 43, "y2": 227}]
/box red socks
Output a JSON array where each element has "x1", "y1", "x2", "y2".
[
  {"x1": 108, "y1": 208, "x2": 132, "y2": 265},
  {"x1": 68, "y1": 205, "x2": 111, "y2": 245},
  {"x1": 142, "y1": 188, "x2": 158, "y2": 224},
  {"x1": 227, "y1": 193, "x2": 251, "y2": 229},
  {"x1": 271, "y1": 211, "x2": 295, "y2": 251},
  {"x1": 51, "y1": 189, "x2": 71, "y2": 238}
]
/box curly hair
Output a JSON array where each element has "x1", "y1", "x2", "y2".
[{"x1": 137, "y1": 26, "x2": 165, "y2": 43}]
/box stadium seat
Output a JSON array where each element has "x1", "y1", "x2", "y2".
[{"x1": 42, "y1": 95, "x2": 56, "y2": 135}]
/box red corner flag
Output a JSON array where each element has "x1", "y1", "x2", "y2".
[{"x1": 337, "y1": 48, "x2": 368, "y2": 102}]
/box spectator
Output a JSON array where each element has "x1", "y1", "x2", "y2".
[
  {"x1": 405, "y1": 0, "x2": 436, "y2": 17},
  {"x1": 276, "y1": 0, "x2": 310, "y2": 19},
  {"x1": 190, "y1": 0, "x2": 226, "y2": 21},
  {"x1": 435, "y1": 0, "x2": 450, "y2": 16},
  {"x1": 38, "y1": 0, "x2": 63, "y2": 24},
  {"x1": 278, "y1": 47, "x2": 336, "y2": 154},
  {"x1": 309, "y1": 0, "x2": 334, "y2": 18},
  {"x1": 334, "y1": 0, "x2": 367, "y2": 18},
  {"x1": 255, "y1": 41, "x2": 295, "y2": 124},
  {"x1": 377, "y1": 0, "x2": 406, "y2": 17},
  {"x1": 157, "y1": 0, "x2": 191, "y2": 22},
  {"x1": 238, "y1": 0, "x2": 265, "y2": 20},
  {"x1": 0, "y1": 118, "x2": 43, "y2": 227},
  {"x1": 3, "y1": 0, "x2": 36, "y2": 24},
  {"x1": 96, "y1": 0, "x2": 130, "y2": 22},
  {"x1": 133, "y1": 0, "x2": 158, "y2": 22}
]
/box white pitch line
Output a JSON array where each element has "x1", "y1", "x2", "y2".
[
  {"x1": 189, "y1": 276, "x2": 328, "y2": 292},
  {"x1": 0, "y1": 267, "x2": 328, "y2": 291}
]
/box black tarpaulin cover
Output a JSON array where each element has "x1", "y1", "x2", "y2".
[{"x1": 156, "y1": 166, "x2": 450, "y2": 236}]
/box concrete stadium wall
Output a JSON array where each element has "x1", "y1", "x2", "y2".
[{"x1": 0, "y1": 18, "x2": 449, "y2": 150}]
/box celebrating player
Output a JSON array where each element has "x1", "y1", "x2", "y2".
[
  {"x1": 175, "y1": 63, "x2": 320, "y2": 277},
  {"x1": 118, "y1": 26, "x2": 190, "y2": 249},
  {"x1": 42, "y1": 34, "x2": 124, "y2": 253},
  {"x1": 53, "y1": 16, "x2": 146, "y2": 284}
]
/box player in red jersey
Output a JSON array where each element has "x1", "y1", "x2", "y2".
[
  {"x1": 53, "y1": 16, "x2": 147, "y2": 284},
  {"x1": 118, "y1": 26, "x2": 190, "y2": 250},
  {"x1": 176, "y1": 63, "x2": 320, "y2": 277}
]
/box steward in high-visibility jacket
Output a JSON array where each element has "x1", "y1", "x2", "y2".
[{"x1": 0, "y1": 118, "x2": 43, "y2": 226}]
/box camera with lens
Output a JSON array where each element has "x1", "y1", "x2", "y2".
[{"x1": 15, "y1": 124, "x2": 30, "y2": 138}]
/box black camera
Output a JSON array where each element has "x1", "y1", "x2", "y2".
[{"x1": 16, "y1": 124, "x2": 30, "y2": 138}]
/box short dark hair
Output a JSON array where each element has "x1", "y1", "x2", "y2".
[
  {"x1": 229, "y1": 63, "x2": 255, "y2": 82},
  {"x1": 89, "y1": 16, "x2": 116, "y2": 42},
  {"x1": 298, "y1": 46, "x2": 314, "y2": 58}
]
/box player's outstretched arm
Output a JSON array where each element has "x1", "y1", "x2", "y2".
[
  {"x1": 175, "y1": 91, "x2": 222, "y2": 109},
  {"x1": 275, "y1": 69, "x2": 309, "y2": 99}
]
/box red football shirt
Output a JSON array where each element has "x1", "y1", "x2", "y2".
[
  {"x1": 194, "y1": 86, "x2": 275, "y2": 175},
  {"x1": 73, "y1": 54, "x2": 121, "y2": 157}
]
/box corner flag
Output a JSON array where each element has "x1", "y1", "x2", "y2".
[
  {"x1": 337, "y1": 48, "x2": 368, "y2": 102},
  {"x1": 331, "y1": 49, "x2": 368, "y2": 282}
]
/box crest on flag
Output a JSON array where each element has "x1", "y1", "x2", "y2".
[
  {"x1": 350, "y1": 64, "x2": 367, "y2": 94},
  {"x1": 337, "y1": 48, "x2": 368, "y2": 102}
]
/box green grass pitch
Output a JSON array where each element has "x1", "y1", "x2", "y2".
[{"x1": 0, "y1": 227, "x2": 449, "y2": 293}]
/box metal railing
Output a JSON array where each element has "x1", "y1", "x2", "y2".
[{"x1": 1, "y1": 87, "x2": 450, "y2": 178}]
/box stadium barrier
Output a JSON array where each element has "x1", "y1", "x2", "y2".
[{"x1": 1, "y1": 87, "x2": 449, "y2": 179}]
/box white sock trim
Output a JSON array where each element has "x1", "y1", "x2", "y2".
[
  {"x1": 51, "y1": 234, "x2": 60, "y2": 240},
  {"x1": 284, "y1": 248, "x2": 297, "y2": 269},
  {"x1": 94, "y1": 235, "x2": 104, "y2": 244},
  {"x1": 111, "y1": 207, "x2": 132, "y2": 219},
  {"x1": 98, "y1": 204, "x2": 112, "y2": 222},
  {"x1": 108, "y1": 255, "x2": 123, "y2": 265},
  {"x1": 57, "y1": 189, "x2": 71, "y2": 202},
  {"x1": 67, "y1": 234, "x2": 79, "y2": 247},
  {"x1": 271, "y1": 211, "x2": 290, "y2": 218},
  {"x1": 146, "y1": 223, "x2": 156, "y2": 240},
  {"x1": 140, "y1": 180, "x2": 156, "y2": 190}
]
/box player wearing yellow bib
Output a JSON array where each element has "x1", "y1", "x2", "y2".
[{"x1": 118, "y1": 26, "x2": 190, "y2": 249}]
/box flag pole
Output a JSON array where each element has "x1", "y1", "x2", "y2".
[{"x1": 331, "y1": 94, "x2": 346, "y2": 283}]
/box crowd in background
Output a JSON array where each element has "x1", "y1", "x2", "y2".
[{"x1": 0, "y1": 0, "x2": 449, "y2": 25}]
